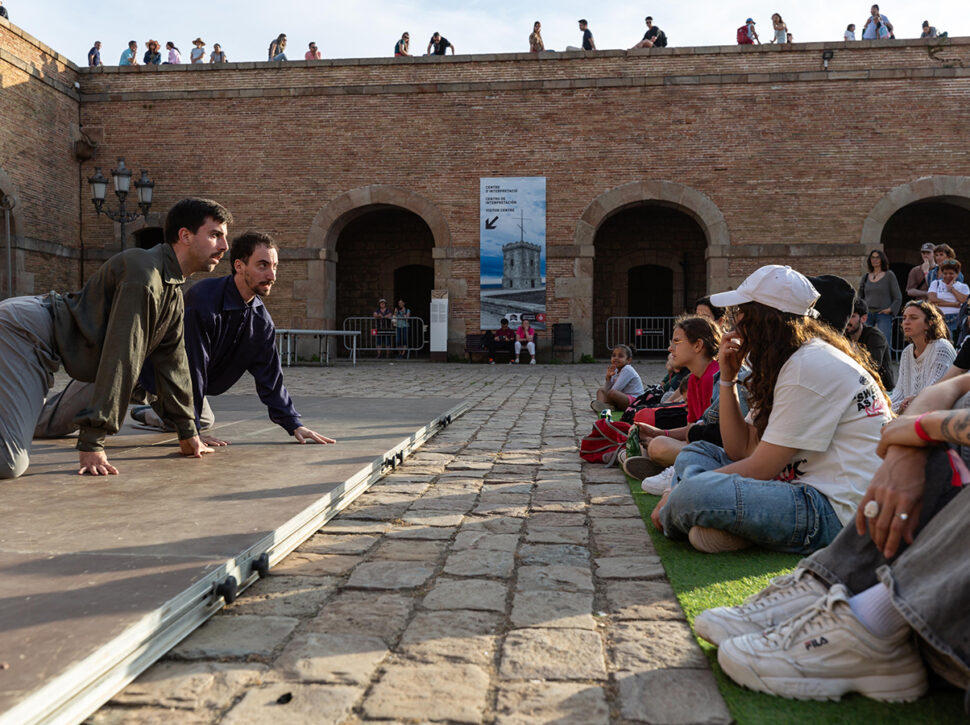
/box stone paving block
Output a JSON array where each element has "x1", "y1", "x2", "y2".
[
  {"x1": 516, "y1": 565, "x2": 594, "y2": 593},
  {"x1": 451, "y1": 530, "x2": 520, "y2": 552},
  {"x1": 539, "y1": 460, "x2": 583, "y2": 473},
  {"x1": 611, "y1": 620, "x2": 707, "y2": 671},
  {"x1": 307, "y1": 591, "x2": 415, "y2": 644},
  {"x1": 471, "y1": 500, "x2": 529, "y2": 517},
  {"x1": 588, "y1": 503, "x2": 643, "y2": 518},
  {"x1": 530, "y1": 500, "x2": 587, "y2": 513},
  {"x1": 374, "y1": 479, "x2": 433, "y2": 495},
  {"x1": 422, "y1": 578, "x2": 508, "y2": 612},
  {"x1": 460, "y1": 515, "x2": 524, "y2": 535},
  {"x1": 527, "y1": 511, "x2": 586, "y2": 527},
  {"x1": 398, "y1": 609, "x2": 502, "y2": 666},
  {"x1": 110, "y1": 661, "x2": 269, "y2": 710},
  {"x1": 525, "y1": 525, "x2": 588, "y2": 545},
  {"x1": 478, "y1": 491, "x2": 532, "y2": 505},
  {"x1": 321, "y1": 519, "x2": 392, "y2": 534},
  {"x1": 342, "y1": 491, "x2": 416, "y2": 520},
  {"x1": 222, "y1": 682, "x2": 361, "y2": 725},
  {"x1": 270, "y1": 553, "x2": 362, "y2": 577},
  {"x1": 446, "y1": 459, "x2": 493, "y2": 471},
  {"x1": 480, "y1": 482, "x2": 534, "y2": 494},
  {"x1": 385, "y1": 524, "x2": 456, "y2": 540},
  {"x1": 510, "y1": 590, "x2": 596, "y2": 630},
  {"x1": 90, "y1": 707, "x2": 211, "y2": 724},
  {"x1": 369, "y1": 538, "x2": 448, "y2": 561},
  {"x1": 518, "y1": 543, "x2": 590, "y2": 567},
  {"x1": 346, "y1": 560, "x2": 437, "y2": 589},
  {"x1": 407, "y1": 493, "x2": 479, "y2": 512},
  {"x1": 616, "y1": 669, "x2": 732, "y2": 725},
  {"x1": 595, "y1": 555, "x2": 665, "y2": 579},
  {"x1": 499, "y1": 628, "x2": 607, "y2": 681},
  {"x1": 300, "y1": 533, "x2": 380, "y2": 555},
  {"x1": 363, "y1": 663, "x2": 490, "y2": 722},
  {"x1": 582, "y1": 468, "x2": 626, "y2": 484},
  {"x1": 605, "y1": 580, "x2": 686, "y2": 620},
  {"x1": 275, "y1": 632, "x2": 389, "y2": 684},
  {"x1": 443, "y1": 548, "x2": 516, "y2": 578},
  {"x1": 591, "y1": 517, "x2": 649, "y2": 536},
  {"x1": 172, "y1": 615, "x2": 298, "y2": 659},
  {"x1": 587, "y1": 485, "x2": 634, "y2": 505},
  {"x1": 402, "y1": 511, "x2": 466, "y2": 527},
  {"x1": 592, "y1": 533, "x2": 655, "y2": 557},
  {"x1": 227, "y1": 576, "x2": 338, "y2": 617},
  {"x1": 494, "y1": 682, "x2": 610, "y2": 725}
]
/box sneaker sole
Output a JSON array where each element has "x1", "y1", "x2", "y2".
[
  {"x1": 622, "y1": 456, "x2": 662, "y2": 481},
  {"x1": 694, "y1": 609, "x2": 765, "y2": 646},
  {"x1": 718, "y1": 642, "x2": 928, "y2": 702}
]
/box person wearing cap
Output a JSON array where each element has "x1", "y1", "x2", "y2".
[
  {"x1": 143, "y1": 40, "x2": 161, "y2": 65},
  {"x1": 649, "y1": 265, "x2": 890, "y2": 555},
  {"x1": 739, "y1": 18, "x2": 759, "y2": 45},
  {"x1": 905, "y1": 243, "x2": 937, "y2": 300},
  {"x1": 190, "y1": 38, "x2": 206, "y2": 64}
]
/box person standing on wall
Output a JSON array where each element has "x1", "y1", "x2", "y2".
[{"x1": 529, "y1": 21, "x2": 544, "y2": 52}]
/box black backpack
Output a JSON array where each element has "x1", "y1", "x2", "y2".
[{"x1": 655, "y1": 30, "x2": 668, "y2": 47}]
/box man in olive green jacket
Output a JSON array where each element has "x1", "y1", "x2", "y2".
[{"x1": 0, "y1": 197, "x2": 232, "y2": 478}]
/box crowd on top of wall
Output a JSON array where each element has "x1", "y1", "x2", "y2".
[{"x1": 74, "y1": 3, "x2": 952, "y2": 68}]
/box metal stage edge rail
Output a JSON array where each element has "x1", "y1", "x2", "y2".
[{"x1": 2, "y1": 399, "x2": 470, "y2": 725}]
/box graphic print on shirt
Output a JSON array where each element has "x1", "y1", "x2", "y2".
[
  {"x1": 775, "y1": 458, "x2": 808, "y2": 483},
  {"x1": 855, "y1": 374, "x2": 887, "y2": 418}
]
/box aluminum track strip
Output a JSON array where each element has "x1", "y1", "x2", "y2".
[{"x1": 2, "y1": 400, "x2": 469, "y2": 725}]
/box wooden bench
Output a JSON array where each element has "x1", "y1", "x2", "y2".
[{"x1": 464, "y1": 333, "x2": 530, "y2": 363}]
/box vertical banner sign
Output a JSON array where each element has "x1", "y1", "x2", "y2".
[{"x1": 479, "y1": 177, "x2": 547, "y2": 330}]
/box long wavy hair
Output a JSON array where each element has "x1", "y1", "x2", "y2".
[
  {"x1": 734, "y1": 301, "x2": 885, "y2": 436},
  {"x1": 901, "y1": 300, "x2": 949, "y2": 343}
]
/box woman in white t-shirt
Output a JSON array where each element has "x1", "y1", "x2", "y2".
[
  {"x1": 591, "y1": 344, "x2": 644, "y2": 413},
  {"x1": 190, "y1": 38, "x2": 206, "y2": 64},
  {"x1": 651, "y1": 265, "x2": 890, "y2": 555},
  {"x1": 928, "y1": 258, "x2": 969, "y2": 340},
  {"x1": 890, "y1": 301, "x2": 955, "y2": 414}
]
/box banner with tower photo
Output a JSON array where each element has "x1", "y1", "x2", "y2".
[{"x1": 479, "y1": 177, "x2": 546, "y2": 330}]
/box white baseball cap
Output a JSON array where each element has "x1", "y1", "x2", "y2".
[{"x1": 709, "y1": 265, "x2": 820, "y2": 317}]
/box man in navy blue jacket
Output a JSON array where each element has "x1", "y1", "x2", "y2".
[{"x1": 36, "y1": 232, "x2": 334, "y2": 447}]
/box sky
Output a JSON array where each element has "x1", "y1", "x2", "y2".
[{"x1": 9, "y1": 1, "x2": 970, "y2": 67}]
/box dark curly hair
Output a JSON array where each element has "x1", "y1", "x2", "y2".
[
  {"x1": 734, "y1": 301, "x2": 885, "y2": 436},
  {"x1": 901, "y1": 300, "x2": 949, "y2": 343}
]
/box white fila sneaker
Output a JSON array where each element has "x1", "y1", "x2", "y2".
[{"x1": 717, "y1": 584, "x2": 927, "y2": 702}]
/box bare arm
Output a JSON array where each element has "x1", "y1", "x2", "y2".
[
  {"x1": 715, "y1": 440, "x2": 797, "y2": 480},
  {"x1": 716, "y1": 332, "x2": 759, "y2": 460}
]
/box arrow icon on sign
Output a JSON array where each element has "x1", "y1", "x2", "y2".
[{"x1": 485, "y1": 216, "x2": 499, "y2": 230}]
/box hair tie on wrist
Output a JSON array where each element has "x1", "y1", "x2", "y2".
[{"x1": 914, "y1": 413, "x2": 935, "y2": 443}]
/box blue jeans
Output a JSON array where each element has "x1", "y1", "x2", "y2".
[
  {"x1": 272, "y1": 52, "x2": 287, "y2": 61},
  {"x1": 866, "y1": 312, "x2": 894, "y2": 348},
  {"x1": 660, "y1": 441, "x2": 843, "y2": 554},
  {"x1": 943, "y1": 313, "x2": 960, "y2": 341}
]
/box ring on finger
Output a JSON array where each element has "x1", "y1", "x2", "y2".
[
  {"x1": 898, "y1": 512, "x2": 909, "y2": 521},
  {"x1": 863, "y1": 500, "x2": 880, "y2": 518}
]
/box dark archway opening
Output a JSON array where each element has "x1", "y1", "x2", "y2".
[
  {"x1": 335, "y1": 207, "x2": 434, "y2": 356},
  {"x1": 881, "y1": 199, "x2": 970, "y2": 298},
  {"x1": 593, "y1": 204, "x2": 707, "y2": 355}
]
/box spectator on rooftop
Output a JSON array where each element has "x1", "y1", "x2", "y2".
[
  {"x1": 786, "y1": 32, "x2": 793, "y2": 44},
  {"x1": 845, "y1": 23, "x2": 857, "y2": 40},
  {"x1": 921, "y1": 21, "x2": 939, "y2": 39},
  {"x1": 889, "y1": 300, "x2": 954, "y2": 414},
  {"x1": 143, "y1": 40, "x2": 161, "y2": 65},
  {"x1": 770, "y1": 13, "x2": 787, "y2": 44},
  {"x1": 738, "y1": 18, "x2": 760, "y2": 45},
  {"x1": 427, "y1": 32, "x2": 454, "y2": 55},
  {"x1": 165, "y1": 41, "x2": 181, "y2": 64},
  {"x1": 862, "y1": 4, "x2": 893, "y2": 39},
  {"x1": 268, "y1": 33, "x2": 287, "y2": 61},
  {"x1": 305, "y1": 41, "x2": 321, "y2": 60},
  {"x1": 394, "y1": 32, "x2": 410, "y2": 56},
  {"x1": 0, "y1": 1, "x2": 7, "y2": 20},
  {"x1": 529, "y1": 21, "x2": 544, "y2": 52},
  {"x1": 906, "y1": 243, "x2": 936, "y2": 300},
  {"x1": 928, "y1": 259, "x2": 969, "y2": 340},
  {"x1": 846, "y1": 297, "x2": 895, "y2": 391},
  {"x1": 88, "y1": 41, "x2": 103, "y2": 68},
  {"x1": 119, "y1": 41, "x2": 139, "y2": 66},
  {"x1": 210, "y1": 44, "x2": 227, "y2": 63},
  {"x1": 632, "y1": 16, "x2": 666, "y2": 49},
  {"x1": 190, "y1": 38, "x2": 206, "y2": 64},
  {"x1": 578, "y1": 19, "x2": 596, "y2": 51},
  {"x1": 858, "y1": 249, "x2": 901, "y2": 345}
]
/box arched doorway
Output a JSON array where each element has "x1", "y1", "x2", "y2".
[
  {"x1": 0, "y1": 170, "x2": 23, "y2": 300},
  {"x1": 334, "y1": 207, "x2": 434, "y2": 355},
  {"x1": 628, "y1": 265, "x2": 673, "y2": 317}
]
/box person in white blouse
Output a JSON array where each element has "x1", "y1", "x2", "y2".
[
  {"x1": 927, "y1": 258, "x2": 969, "y2": 340},
  {"x1": 890, "y1": 301, "x2": 955, "y2": 414}
]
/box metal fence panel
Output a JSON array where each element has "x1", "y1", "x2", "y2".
[
  {"x1": 606, "y1": 316, "x2": 676, "y2": 354},
  {"x1": 342, "y1": 316, "x2": 427, "y2": 353}
]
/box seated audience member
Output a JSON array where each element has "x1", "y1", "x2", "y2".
[
  {"x1": 592, "y1": 344, "x2": 644, "y2": 413},
  {"x1": 660, "y1": 353, "x2": 689, "y2": 402},
  {"x1": 889, "y1": 301, "x2": 954, "y2": 414},
  {"x1": 926, "y1": 243, "x2": 962, "y2": 287},
  {"x1": 483, "y1": 318, "x2": 515, "y2": 364},
  {"x1": 651, "y1": 265, "x2": 890, "y2": 554},
  {"x1": 514, "y1": 319, "x2": 537, "y2": 364},
  {"x1": 846, "y1": 297, "x2": 896, "y2": 390},
  {"x1": 623, "y1": 316, "x2": 719, "y2": 474},
  {"x1": 696, "y1": 373, "x2": 970, "y2": 704},
  {"x1": 928, "y1": 258, "x2": 968, "y2": 339},
  {"x1": 694, "y1": 296, "x2": 725, "y2": 328}
]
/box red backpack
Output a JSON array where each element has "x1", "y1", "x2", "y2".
[
  {"x1": 579, "y1": 418, "x2": 632, "y2": 465},
  {"x1": 737, "y1": 25, "x2": 753, "y2": 44}
]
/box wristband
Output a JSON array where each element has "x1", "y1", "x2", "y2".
[
  {"x1": 718, "y1": 379, "x2": 738, "y2": 387},
  {"x1": 914, "y1": 413, "x2": 935, "y2": 443}
]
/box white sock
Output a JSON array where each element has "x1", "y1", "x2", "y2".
[{"x1": 848, "y1": 583, "x2": 909, "y2": 639}]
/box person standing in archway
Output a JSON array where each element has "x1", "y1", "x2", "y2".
[
  {"x1": 394, "y1": 298, "x2": 411, "y2": 358},
  {"x1": 858, "y1": 249, "x2": 901, "y2": 345},
  {"x1": 905, "y1": 243, "x2": 936, "y2": 300},
  {"x1": 373, "y1": 298, "x2": 394, "y2": 359}
]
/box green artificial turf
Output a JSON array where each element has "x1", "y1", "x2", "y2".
[{"x1": 625, "y1": 476, "x2": 967, "y2": 724}]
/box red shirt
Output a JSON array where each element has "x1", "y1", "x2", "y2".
[{"x1": 686, "y1": 359, "x2": 719, "y2": 423}]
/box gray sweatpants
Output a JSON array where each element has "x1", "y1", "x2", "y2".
[{"x1": 0, "y1": 296, "x2": 60, "y2": 479}]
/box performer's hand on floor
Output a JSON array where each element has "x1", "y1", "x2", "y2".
[
  {"x1": 200, "y1": 435, "x2": 230, "y2": 447},
  {"x1": 179, "y1": 436, "x2": 214, "y2": 458},
  {"x1": 293, "y1": 426, "x2": 336, "y2": 444},
  {"x1": 78, "y1": 450, "x2": 119, "y2": 476}
]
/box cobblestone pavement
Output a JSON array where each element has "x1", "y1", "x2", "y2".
[{"x1": 89, "y1": 361, "x2": 731, "y2": 725}]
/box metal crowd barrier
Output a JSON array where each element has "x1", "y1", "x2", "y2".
[
  {"x1": 342, "y1": 316, "x2": 427, "y2": 357},
  {"x1": 275, "y1": 329, "x2": 360, "y2": 367},
  {"x1": 606, "y1": 316, "x2": 677, "y2": 354}
]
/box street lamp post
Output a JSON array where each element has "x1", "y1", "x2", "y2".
[{"x1": 87, "y1": 159, "x2": 154, "y2": 250}]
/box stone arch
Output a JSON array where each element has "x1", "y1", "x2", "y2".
[
  {"x1": 566, "y1": 180, "x2": 729, "y2": 357},
  {"x1": 860, "y1": 176, "x2": 970, "y2": 250},
  {"x1": 304, "y1": 185, "x2": 453, "y2": 331},
  {"x1": 0, "y1": 168, "x2": 26, "y2": 297}
]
